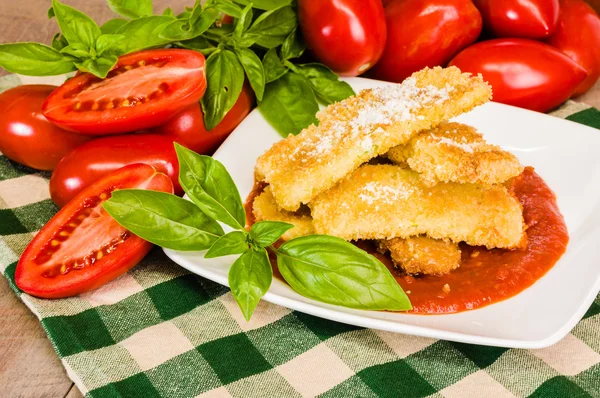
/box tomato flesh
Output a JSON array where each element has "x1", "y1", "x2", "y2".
[
  {"x1": 42, "y1": 49, "x2": 207, "y2": 135},
  {"x1": 0, "y1": 85, "x2": 91, "y2": 170},
  {"x1": 16, "y1": 164, "x2": 173, "y2": 298},
  {"x1": 150, "y1": 82, "x2": 254, "y2": 155},
  {"x1": 50, "y1": 134, "x2": 181, "y2": 208}
]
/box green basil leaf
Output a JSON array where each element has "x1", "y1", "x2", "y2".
[
  {"x1": 236, "y1": 47, "x2": 265, "y2": 101},
  {"x1": 201, "y1": 49, "x2": 244, "y2": 130},
  {"x1": 160, "y1": 8, "x2": 219, "y2": 41},
  {"x1": 245, "y1": 6, "x2": 297, "y2": 49},
  {"x1": 52, "y1": 0, "x2": 101, "y2": 49},
  {"x1": 228, "y1": 248, "x2": 272, "y2": 320},
  {"x1": 51, "y1": 33, "x2": 69, "y2": 51},
  {"x1": 262, "y1": 48, "x2": 287, "y2": 83},
  {"x1": 280, "y1": 28, "x2": 305, "y2": 60},
  {"x1": 259, "y1": 72, "x2": 318, "y2": 136},
  {"x1": 212, "y1": 0, "x2": 243, "y2": 18},
  {"x1": 0, "y1": 43, "x2": 76, "y2": 76},
  {"x1": 75, "y1": 55, "x2": 118, "y2": 78},
  {"x1": 233, "y1": 4, "x2": 253, "y2": 40},
  {"x1": 100, "y1": 18, "x2": 128, "y2": 34},
  {"x1": 176, "y1": 37, "x2": 218, "y2": 56},
  {"x1": 277, "y1": 235, "x2": 412, "y2": 311},
  {"x1": 250, "y1": 221, "x2": 293, "y2": 248},
  {"x1": 60, "y1": 43, "x2": 90, "y2": 59},
  {"x1": 48, "y1": 7, "x2": 55, "y2": 19},
  {"x1": 292, "y1": 63, "x2": 355, "y2": 104},
  {"x1": 94, "y1": 34, "x2": 125, "y2": 56},
  {"x1": 107, "y1": 0, "x2": 153, "y2": 19},
  {"x1": 203, "y1": 23, "x2": 235, "y2": 41},
  {"x1": 162, "y1": 7, "x2": 175, "y2": 17},
  {"x1": 205, "y1": 231, "x2": 249, "y2": 258},
  {"x1": 234, "y1": 0, "x2": 291, "y2": 11},
  {"x1": 114, "y1": 16, "x2": 175, "y2": 54},
  {"x1": 175, "y1": 144, "x2": 246, "y2": 229},
  {"x1": 103, "y1": 189, "x2": 224, "y2": 251}
]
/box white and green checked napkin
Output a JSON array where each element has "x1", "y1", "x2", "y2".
[{"x1": 1, "y1": 75, "x2": 599, "y2": 397}]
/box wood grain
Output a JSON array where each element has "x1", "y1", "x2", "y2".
[{"x1": 0, "y1": 1, "x2": 599, "y2": 397}]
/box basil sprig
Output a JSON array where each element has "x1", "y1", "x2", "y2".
[
  {"x1": 0, "y1": 0, "x2": 354, "y2": 136},
  {"x1": 104, "y1": 144, "x2": 412, "y2": 320}
]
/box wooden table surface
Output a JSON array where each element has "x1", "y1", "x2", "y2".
[{"x1": 1, "y1": 1, "x2": 599, "y2": 397}]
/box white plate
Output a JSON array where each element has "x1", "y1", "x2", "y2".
[{"x1": 164, "y1": 77, "x2": 600, "y2": 349}]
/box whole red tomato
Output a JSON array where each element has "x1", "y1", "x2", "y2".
[
  {"x1": 0, "y1": 85, "x2": 91, "y2": 170},
  {"x1": 16, "y1": 164, "x2": 173, "y2": 298},
  {"x1": 449, "y1": 38, "x2": 587, "y2": 112},
  {"x1": 42, "y1": 49, "x2": 207, "y2": 135},
  {"x1": 371, "y1": 0, "x2": 482, "y2": 83},
  {"x1": 473, "y1": 0, "x2": 560, "y2": 39},
  {"x1": 548, "y1": 0, "x2": 600, "y2": 96},
  {"x1": 50, "y1": 134, "x2": 180, "y2": 208},
  {"x1": 298, "y1": 0, "x2": 386, "y2": 76},
  {"x1": 151, "y1": 83, "x2": 254, "y2": 154}
]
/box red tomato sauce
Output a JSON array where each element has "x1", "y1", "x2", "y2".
[{"x1": 244, "y1": 167, "x2": 569, "y2": 315}]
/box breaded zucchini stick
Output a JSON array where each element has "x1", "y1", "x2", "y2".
[
  {"x1": 387, "y1": 122, "x2": 523, "y2": 186},
  {"x1": 377, "y1": 237, "x2": 461, "y2": 276},
  {"x1": 256, "y1": 67, "x2": 492, "y2": 211},
  {"x1": 310, "y1": 165, "x2": 526, "y2": 249},
  {"x1": 252, "y1": 186, "x2": 315, "y2": 241}
]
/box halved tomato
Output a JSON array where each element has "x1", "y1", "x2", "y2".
[
  {"x1": 16, "y1": 164, "x2": 173, "y2": 298},
  {"x1": 42, "y1": 49, "x2": 207, "y2": 135}
]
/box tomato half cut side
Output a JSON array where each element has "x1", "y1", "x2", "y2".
[
  {"x1": 15, "y1": 164, "x2": 174, "y2": 298},
  {"x1": 42, "y1": 49, "x2": 207, "y2": 135}
]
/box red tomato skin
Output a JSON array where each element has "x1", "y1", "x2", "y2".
[
  {"x1": 298, "y1": 0, "x2": 386, "y2": 76},
  {"x1": 548, "y1": 0, "x2": 600, "y2": 96},
  {"x1": 371, "y1": 0, "x2": 482, "y2": 83},
  {"x1": 449, "y1": 38, "x2": 587, "y2": 112},
  {"x1": 151, "y1": 83, "x2": 254, "y2": 155},
  {"x1": 50, "y1": 134, "x2": 181, "y2": 208},
  {"x1": 473, "y1": 0, "x2": 559, "y2": 39},
  {"x1": 0, "y1": 85, "x2": 91, "y2": 170},
  {"x1": 42, "y1": 49, "x2": 207, "y2": 135},
  {"x1": 16, "y1": 164, "x2": 173, "y2": 299}
]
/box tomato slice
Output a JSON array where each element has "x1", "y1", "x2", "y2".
[
  {"x1": 42, "y1": 49, "x2": 207, "y2": 135},
  {"x1": 15, "y1": 164, "x2": 173, "y2": 298}
]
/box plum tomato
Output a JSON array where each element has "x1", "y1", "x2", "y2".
[
  {"x1": 0, "y1": 85, "x2": 91, "y2": 170},
  {"x1": 371, "y1": 0, "x2": 482, "y2": 83},
  {"x1": 42, "y1": 49, "x2": 207, "y2": 135},
  {"x1": 50, "y1": 134, "x2": 180, "y2": 208},
  {"x1": 298, "y1": 0, "x2": 386, "y2": 76},
  {"x1": 150, "y1": 82, "x2": 254, "y2": 155},
  {"x1": 473, "y1": 0, "x2": 560, "y2": 39},
  {"x1": 548, "y1": 0, "x2": 600, "y2": 96},
  {"x1": 449, "y1": 38, "x2": 587, "y2": 112},
  {"x1": 16, "y1": 164, "x2": 173, "y2": 298}
]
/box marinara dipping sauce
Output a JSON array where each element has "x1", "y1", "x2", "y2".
[{"x1": 245, "y1": 167, "x2": 569, "y2": 315}]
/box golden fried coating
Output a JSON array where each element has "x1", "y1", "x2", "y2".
[
  {"x1": 377, "y1": 237, "x2": 461, "y2": 276},
  {"x1": 252, "y1": 186, "x2": 315, "y2": 241},
  {"x1": 387, "y1": 122, "x2": 523, "y2": 186},
  {"x1": 310, "y1": 165, "x2": 526, "y2": 249},
  {"x1": 255, "y1": 67, "x2": 492, "y2": 211}
]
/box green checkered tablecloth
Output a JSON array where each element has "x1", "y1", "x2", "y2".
[{"x1": 1, "y1": 75, "x2": 600, "y2": 398}]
